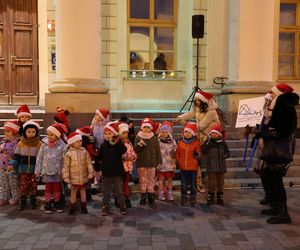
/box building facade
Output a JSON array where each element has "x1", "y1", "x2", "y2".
[{"x1": 0, "y1": 0, "x2": 298, "y2": 120}]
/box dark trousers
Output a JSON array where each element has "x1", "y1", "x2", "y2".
[
  {"x1": 181, "y1": 171, "x2": 197, "y2": 196},
  {"x1": 260, "y1": 167, "x2": 272, "y2": 200},
  {"x1": 102, "y1": 176, "x2": 124, "y2": 205},
  {"x1": 269, "y1": 170, "x2": 287, "y2": 205},
  {"x1": 207, "y1": 173, "x2": 225, "y2": 193}
]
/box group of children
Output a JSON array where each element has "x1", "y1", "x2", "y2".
[{"x1": 0, "y1": 104, "x2": 230, "y2": 216}]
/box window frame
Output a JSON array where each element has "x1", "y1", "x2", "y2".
[
  {"x1": 127, "y1": 0, "x2": 178, "y2": 71},
  {"x1": 279, "y1": 0, "x2": 300, "y2": 80}
]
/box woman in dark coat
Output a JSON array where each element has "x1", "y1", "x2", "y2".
[{"x1": 258, "y1": 91, "x2": 299, "y2": 224}]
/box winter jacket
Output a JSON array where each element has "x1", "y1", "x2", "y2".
[
  {"x1": 122, "y1": 140, "x2": 137, "y2": 173},
  {"x1": 35, "y1": 138, "x2": 67, "y2": 182},
  {"x1": 201, "y1": 138, "x2": 230, "y2": 173},
  {"x1": 178, "y1": 103, "x2": 220, "y2": 143},
  {"x1": 176, "y1": 138, "x2": 201, "y2": 171},
  {"x1": 157, "y1": 138, "x2": 177, "y2": 172},
  {"x1": 62, "y1": 147, "x2": 94, "y2": 185},
  {"x1": 97, "y1": 140, "x2": 127, "y2": 177},
  {"x1": 134, "y1": 132, "x2": 162, "y2": 168},
  {"x1": 10, "y1": 137, "x2": 42, "y2": 174},
  {"x1": 0, "y1": 137, "x2": 18, "y2": 171}
]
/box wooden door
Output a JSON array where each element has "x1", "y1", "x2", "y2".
[{"x1": 0, "y1": 0, "x2": 38, "y2": 105}]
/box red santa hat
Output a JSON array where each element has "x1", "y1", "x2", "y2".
[
  {"x1": 67, "y1": 132, "x2": 82, "y2": 145},
  {"x1": 194, "y1": 91, "x2": 213, "y2": 103},
  {"x1": 46, "y1": 123, "x2": 67, "y2": 138},
  {"x1": 183, "y1": 122, "x2": 198, "y2": 137},
  {"x1": 141, "y1": 117, "x2": 154, "y2": 130},
  {"x1": 22, "y1": 120, "x2": 40, "y2": 129},
  {"x1": 4, "y1": 121, "x2": 20, "y2": 134},
  {"x1": 54, "y1": 107, "x2": 70, "y2": 127},
  {"x1": 75, "y1": 126, "x2": 92, "y2": 137},
  {"x1": 271, "y1": 83, "x2": 294, "y2": 96},
  {"x1": 96, "y1": 108, "x2": 110, "y2": 120},
  {"x1": 153, "y1": 122, "x2": 162, "y2": 134},
  {"x1": 15, "y1": 104, "x2": 32, "y2": 118},
  {"x1": 118, "y1": 122, "x2": 129, "y2": 134},
  {"x1": 209, "y1": 124, "x2": 223, "y2": 137},
  {"x1": 104, "y1": 121, "x2": 120, "y2": 136}
]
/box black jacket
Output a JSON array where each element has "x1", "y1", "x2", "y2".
[{"x1": 97, "y1": 140, "x2": 127, "y2": 177}]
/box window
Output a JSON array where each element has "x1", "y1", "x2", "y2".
[
  {"x1": 128, "y1": 0, "x2": 177, "y2": 71},
  {"x1": 278, "y1": 1, "x2": 300, "y2": 79}
]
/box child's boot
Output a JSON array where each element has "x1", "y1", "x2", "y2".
[
  {"x1": 158, "y1": 190, "x2": 165, "y2": 201},
  {"x1": 86, "y1": 189, "x2": 92, "y2": 202},
  {"x1": 30, "y1": 195, "x2": 38, "y2": 209},
  {"x1": 181, "y1": 195, "x2": 187, "y2": 206},
  {"x1": 190, "y1": 195, "x2": 196, "y2": 207},
  {"x1": 102, "y1": 204, "x2": 109, "y2": 216},
  {"x1": 207, "y1": 192, "x2": 214, "y2": 205},
  {"x1": 19, "y1": 196, "x2": 26, "y2": 210},
  {"x1": 140, "y1": 193, "x2": 147, "y2": 205},
  {"x1": 80, "y1": 202, "x2": 88, "y2": 214},
  {"x1": 167, "y1": 190, "x2": 174, "y2": 201},
  {"x1": 68, "y1": 203, "x2": 76, "y2": 215},
  {"x1": 54, "y1": 201, "x2": 63, "y2": 213},
  {"x1": 217, "y1": 192, "x2": 224, "y2": 206},
  {"x1": 147, "y1": 193, "x2": 157, "y2": 209},
  {"x1": 125, "y1": 198, "x2": 132, "y2": 208},
  {"x1": 119, "y1": 203, "x2": 127, "y2": 215},
  {"x1": 114, "y1": 196, "x2": 120, "y2": 208},
  {"x1": 44, "y1": 202, "x2": 52, "y2": 213}
]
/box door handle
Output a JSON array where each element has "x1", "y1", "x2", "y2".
[{"x1": 10, "y1": 55, "x2": 16, "y2": 70}]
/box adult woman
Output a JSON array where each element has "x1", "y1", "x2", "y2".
[
  {"x1": 174, "y1": 91, "x2": 222, "y2": 193},
  {"x1": 257, "y1": 84, "x2": 299, "y2": 224}
]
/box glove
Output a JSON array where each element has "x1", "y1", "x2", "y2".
[
  {"x1": 193, "y1": 151, "x2": 200, "y2": 159},
  {"x1": 137, "y1": 139, "x2": 146, "y2": 147}
]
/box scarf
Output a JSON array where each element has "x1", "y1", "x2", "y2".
[
  {"x1": 159, "y1": 137, "x2": 172, "y2": 144},
  {"x1": 20, "y1": 136, "x2": 41, "y2": 147},
  {"x1": 183, "y1": 136, "x2": 196, "y2": 144},
  {"x1": 137, "y1": 131, "x2": 154, "y2": 139}
]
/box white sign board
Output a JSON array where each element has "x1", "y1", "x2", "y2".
[{"x1": 235, "y1": 96, "x2": 265, "y2": 128}]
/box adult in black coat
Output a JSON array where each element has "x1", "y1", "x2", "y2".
[{"x1": 258, "y1": 91, "x2": 299, "y2": 224}]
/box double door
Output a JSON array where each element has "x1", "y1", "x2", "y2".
[{"x1": 0, "y1": 0, "x2": 38, "y2": 105}]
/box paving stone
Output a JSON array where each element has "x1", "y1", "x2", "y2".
[
  {"x1": 33, "y1": 240, "x2": 51, "y2": 249},
  {"x1": 63, "y1": 241, "x2": 80, "y2": 249},
  {"x1": 3, "y1": 241, "x2": 21, "y2": 249},
  {"x1": 137, "y1": 236, "x2": 152, "y2": 246}
]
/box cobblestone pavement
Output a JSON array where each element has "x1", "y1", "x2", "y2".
[{"x1": 0, "y1": 187, "x2": 299, "y2": 250}]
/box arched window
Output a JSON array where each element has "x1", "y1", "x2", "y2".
[{"x1": 128, "y1": 0, "x2": 178, "y2": 71}]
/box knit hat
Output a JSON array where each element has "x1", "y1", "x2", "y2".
[
  {"x1": 15, "y1": 104, "x2": 32, "y2": 118},
  {"x1": 209, "y1": 124, "x2": 223, "y2": 137},
  {"x1": 4, "y1": 121, "x2": 20, "y2": 134},
  {"x1": 75, "y1": 126, "x2": 92, "y2": 137},
  {"x1": 104, "y1": 121, "x2": 120, "y2": 136},
  {"x1": 46, "y1": 123, "x2": 67, "y2": 138},
  {"x1": 118, "y1": 122, "x2": 129, "y2": 134},
  {"x1": 67, "y1": 132, "x2": 82, "y2": 145},
  {"x1": 183, "y1": 122, "x2": 198, "y2": 136},
  {"x1": 271, "y1": 83, "x2": 294, "y2": 96},
  {"x1": 120, "y1": 115, "x2": 133, "y2": 125},
  {"x1": 141, "y1": 118, "x2": 154, "y2": 130},
  {"x1": 194, "y1": 91, "x2": 213, "y2": 103},
  {"x1": 159, "y1": 121, "x2": 173, "y2": 137},
  {"x1": 54, "y1": 107, "x2": 70, "y2": 127},
  {"x1": 96, "y1": 108, "x2": 110, "y2": 120}
]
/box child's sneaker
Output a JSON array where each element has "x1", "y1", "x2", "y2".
[
  {"x1": 167, "y1": 191, "x2": 174, "y2": 201},
  {"x1": 102, "y1": 204, "x2": 109, "y2": 216},
  {"x1": 125, "y1": 198, "x2": 132, "y2": 208},
  {"x1": 44, "y1": 202, "x2": 52, "y2": 214},
  {"x1": 181, "y1": 195, "x2": 187, "y2": 206},
  {"x1": 158, "y1": 191, "x2": 165, "y2": 201}
]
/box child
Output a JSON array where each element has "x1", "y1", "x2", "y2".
[
  {"x1": 157, "y1": 121, "x2": 177, "y2": 201},
  {"x1": 0, "y1": 121, "x2": 20, "y2": 205},
  {"x1": 91, "y1": 108, "x2": 110, "y2": 184},
  {"x1": 35, "y1": 123, "x2": 67, "y2": 213},
  {"x1": 15, "y1": 104, "x2": 32, "y2": 136},
  {"x1": 63, "y1": 132, "x2": 94, "y2": 215},
  {"x1": 134, "y1": 118, "x2": 162, "y2": 208},
  {"x1": 119, "y1": 122, "x2": 137, "y2": 208},
  {"x1": 96, "y1": 122, "x2": 128, "y2": 216},
  {"x1": 8, "y1": 121, "x2": 42, "y2": 210},
  {"x1": 54, "y1": 107, "x2": 70, "y2": 135},
  {"x1": 75, "y1": 126, "x2": 95, "y2": 201},
  {"x1": 202, "y1": 124, "x2": 230, "y2": 206},
  {"x1": 176, "y1": 123, "x2": 201, "y2": 207}
]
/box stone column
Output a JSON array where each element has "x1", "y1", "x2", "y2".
[
  {"x1": 46, "y1": 0, "x2": 109, "y2": 113},
  {"x1": 219, "y1": 0, "x2": 279, "y2": 119}
]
